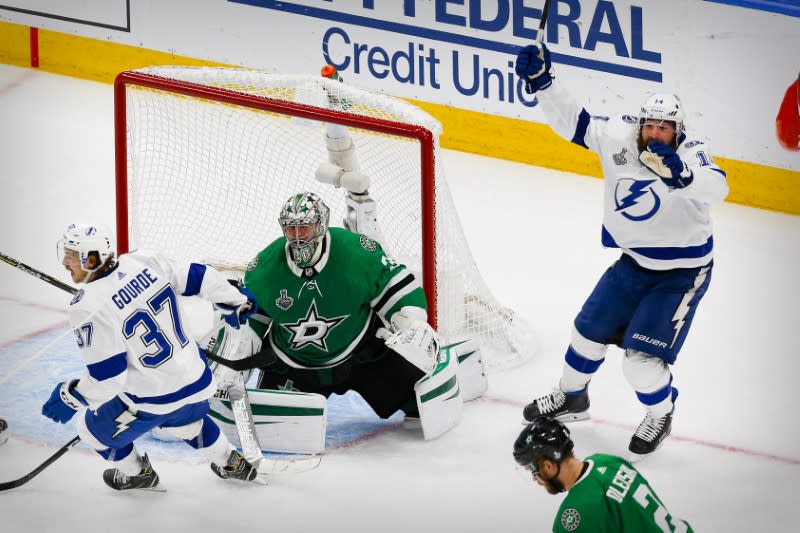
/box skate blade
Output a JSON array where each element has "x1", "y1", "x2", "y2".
[
  {"x1": 255, "y1": 455, "x2": 321, "y2": 475},
  {"x1": 555, "y1": 411, "x2": 590, "y2": 423},
  {"x1": 628, "y1": 451, "x2": 653, "y2": 463},
  {"x1": 123, "y1": 483, "x2": 167, "y2": 492},
  {"x1": 521, "y1": 412, "x2": 590, "y2": 425}
]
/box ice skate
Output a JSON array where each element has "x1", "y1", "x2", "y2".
[
  {"x1": 103, "y1": 453, "x2": 164, "y2": 491},
  {"x1": 0, "y1": 417, "x2": 7, "y2": 445},
  {"x1": 628, "y1": 412, "x2": 673, "y2": 461},
  {"x1": 211, "y1": 450, "x2": 260, "y2": 483},
  {"x1": 523, "y1": 387, "x2": 589, "y2": 423}
]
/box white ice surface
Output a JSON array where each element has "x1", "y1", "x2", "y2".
[{"x1": 0, "y1": 65, "x2": 798, "y2": 532}]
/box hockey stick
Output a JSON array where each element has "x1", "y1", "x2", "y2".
[
  {"x1": 2, "y1": 252, "x2": 320, "y2": 473},
  {"x1": 0, "y1": 251, "x2": 77, "y2": 295},
  {"x1": 523, "y1": 0, "x2": 553, "y2": 94},
  {"x1": 0, "y1": 435, "x2": 81, "y2": 491}
]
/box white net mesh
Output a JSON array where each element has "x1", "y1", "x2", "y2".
[{"x1": 119, "y1": 66, "x2": 535, "y2": 372}]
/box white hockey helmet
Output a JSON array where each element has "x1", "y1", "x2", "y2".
[
  {"x1": 57, "y1": 223, "x2": 115, "y2": 273},
  {"x1": 639, "y1": 93, "x2": 685, "y2": 136},
  {"x1": 278, "y1": 192, "x2": 330, "y2": 268}
]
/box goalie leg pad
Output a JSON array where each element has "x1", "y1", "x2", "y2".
[
  {"x1": 210, "y1": 388, "x2": 327, "y2": 454},
  {"x1": 446, "y1": 338, "x2": 487, "y2": 402},
  {"x1": 414, "y1": 347, "x2": 462, "y2": 440}
]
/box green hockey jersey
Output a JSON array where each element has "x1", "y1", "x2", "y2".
[
  {"x1": 553, "y1": 454, "x2": 693, "y2": 533},
  {"x1": 243, "y1": 228, "x2": 427, "y2": 368}
]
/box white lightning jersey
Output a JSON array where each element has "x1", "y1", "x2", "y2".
[
  {"x1": 68, "y1": 250, "x2": 246, "y2": 414},
  {"x1": 537, "y1": 81, "x2": 729, "y2": 270}
]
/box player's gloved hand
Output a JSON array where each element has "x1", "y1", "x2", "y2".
[
  {"x1": 515, "y1": 42, "x2": 553, "y2": 94},
  {"x1": 42, "y1": 379, "x2": 87, "y2": 423},
  {"x1": 384, "y1": 307, "x2": 440, "y2": 377},
  {"x1": 217, "y1": 286, "x2": 258, "y2": 329},
  {"x1": 639, "y1": 141, "x2": 694, "y2": 188}
]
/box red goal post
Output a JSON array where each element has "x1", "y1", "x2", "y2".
[{"x1": 113, "y1": 67, "x2": 534, "y2": 372}]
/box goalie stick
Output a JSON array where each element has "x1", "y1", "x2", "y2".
[{"x1": 0, "y1": 252, "x2": 321, "y2": 484}]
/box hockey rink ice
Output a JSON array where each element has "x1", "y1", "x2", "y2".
[{"x1": 0, "y1": 65, "x2": 798, "y2": 532}]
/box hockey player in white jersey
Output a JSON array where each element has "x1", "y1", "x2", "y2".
[
  {"x1": 515, "y1": 42, "x2": 728, "y2": 459},
  {"x1": 41, "y1": 223, "x2": 262, "y2": 490}
]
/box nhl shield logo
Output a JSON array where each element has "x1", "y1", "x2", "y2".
[
  {"x1": 275, "y1": 289, "x2": 293, "y2": 310},
  {"x1": 359, "y1": 234, "x2": 377, "y2": 251},
  {"x1": 612, "y1": 147, "x2": 628, "y2": 165},
  {"x1": 560, "y1": 508, "x2": 581, "y2": 531}
]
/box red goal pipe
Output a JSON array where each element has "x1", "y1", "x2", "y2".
[{"x1": 114, "y1": 70, "x2": 439, "y2": 329}]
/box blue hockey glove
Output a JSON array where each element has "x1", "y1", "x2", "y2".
[
  {"x1": 515, "y1": 42, "x2": 553, "y2": 94},
  {"x1": 639, "y1": 141, "x2": 694, "y2": 188},
  {"x1": 42, "y1": 379, "x2": 87, "y2": 424},
  {"x1": 217, "y1": 286, "x2": 258, "y2": 329}
]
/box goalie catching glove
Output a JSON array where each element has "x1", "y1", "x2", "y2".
[{"x1": 383, "y1": 306, "x2": 440, "y2": 377}]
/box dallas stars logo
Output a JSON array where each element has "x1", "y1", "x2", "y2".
[{"x1": 279, "y1": 300, "x2": 347, "y2": 351}]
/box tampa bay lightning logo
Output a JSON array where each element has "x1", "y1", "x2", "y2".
[
  {"x1": 614, "y1": 178, "x2": 661, "y2": 221},
  {"x1": 70, "y1": 289, "x2": 84, "y2": 305}
]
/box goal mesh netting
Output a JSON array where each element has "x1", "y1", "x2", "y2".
[{"x1": 115, "y1": 66, "x2": 535, "y2": 373}]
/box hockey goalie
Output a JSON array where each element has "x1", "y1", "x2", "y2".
[{"x1": 203, "y1": 122, "x2": 488, "y2": 455}]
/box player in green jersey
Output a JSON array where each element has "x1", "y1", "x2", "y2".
[
  {"x1": 513, "y1": 418, "x2": 694, "y2": 532},
  {"x1": 207, "y1": 189, "x2": 484, "y2": 445},
  {"x1": 204, "y1": 123, "x2": 488, "y2": 451},
  {"x1": 245, "y1": 191, "x2": 435, "y2": 407}
]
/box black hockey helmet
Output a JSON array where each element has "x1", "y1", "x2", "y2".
[{"x1": 513, "y1": 418, "x2": 574, "y2": 468}]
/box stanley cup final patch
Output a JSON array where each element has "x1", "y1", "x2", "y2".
[{"x1": 560, "y1": 508, "x2": 581, "y2": 531}]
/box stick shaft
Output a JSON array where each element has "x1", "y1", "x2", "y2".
[
  {"x1": 537, "y1": 0, "x2": 552, "y2": 42},
  {"x1": 0, "y1": 251, "x2": 77, "y2": 295},
  {"x1": 0, "y1": 435, "x2": 81, "y2": 491}
]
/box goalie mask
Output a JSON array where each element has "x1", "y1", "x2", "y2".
[
  {"x1": 638, "y1": 93, "x2": 685, "y2": 147},
  {"x1": 279, "y1": 192, "x2": 330, "y2": 268},
  {"x1": 57, "y1": 223, "x2": 115, "y2": 274}
]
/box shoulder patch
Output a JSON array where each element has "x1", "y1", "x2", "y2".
[
  {"x1": 621, "y1": 114, "x2": 638, "y2": 124},
  {"x1": 683, "y1": 139, "x2": 704, "y2": 149},
  {"x1": 591, "y1": 114, "x2": 610, "y2": 121},
  {"x1": 246, "y1": 256, "x2": 259, "y2": 271},
  {"x1": 70, "y1": 289, "x2": 84, "y2": 306},
  {"x1": 359, "y1": 234, "x2": 377, "y2": 252},
  {"x1": 560, "y1": 508, "x2": 581, "y2": 531}
]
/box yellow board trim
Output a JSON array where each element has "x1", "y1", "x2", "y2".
[
  {"x1": 0, "y1": 21, "x2": 29, "y2": 67},
  {"x1": 1, "y1": 21, "x2": 797, "y2": 215}
]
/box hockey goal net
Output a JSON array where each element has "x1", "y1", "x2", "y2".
[{"x1": 114, "y1": 66, "x2": 535, "y2": 373}]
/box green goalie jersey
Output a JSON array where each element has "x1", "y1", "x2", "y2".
[
  {"x1": 243, "y1": 227, "x2": 427, "y2": 368},
  {"x1": 553, "y1": 454, "x2": 694, "y2": 533}
]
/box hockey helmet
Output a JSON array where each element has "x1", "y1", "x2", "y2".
[
  {"x1": 57, "y1": 223, "x2": 115, "y2": 274},
  {"x1": 279, "y1": 192, "x2": 330, "y2": 268},
  {"x1": 513, "y1": 418, "x2": 574, "y2": 472},
  {"x1": 639, "y1": 93, "x2": 685, "y2": 137}
]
